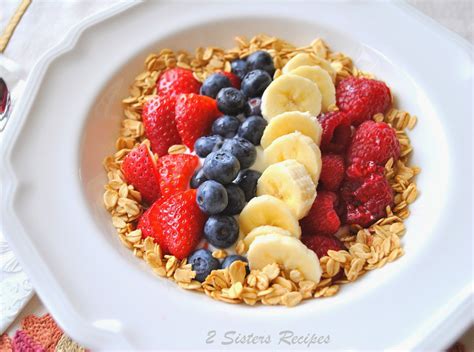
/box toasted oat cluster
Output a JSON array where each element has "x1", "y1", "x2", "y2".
[{"x1": 102, "y1": 35, "x2": 419, "y2": 307}]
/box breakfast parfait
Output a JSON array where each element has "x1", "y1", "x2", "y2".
[{"x1": 103, "y1": 35, "x2": 419, "y2": 307}]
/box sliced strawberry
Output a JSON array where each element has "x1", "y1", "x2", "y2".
[
  {"x1": 220, "y1": 71, "x2": 241, "y2": 89},
  {"x1": 175, "y1": 94, "x2": 221, "y2": 149},
  {"x1": 121, "y1": 144, "x2": 161, "y2": 204},
  {"x1": 157, "y1": 67, "x2": 201, "y2": 98},
  {"x1": 149, "y1": 190, "x2": 205, "y2": 259},
  {"x1": 138, "y1": 201, "x2": 169, "y2": 252},
  {"x1": 158, "y1": 154, "x2": 199, "y2": 198},
  {"x1": 142, "y1": 95, "x2": 181, "y2": 157}
]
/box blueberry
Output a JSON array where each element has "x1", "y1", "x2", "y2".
[
  {"x1": 202, "y1": 151, "x2": 240, "y2": 184},
  {"x1": 204, "y1": 215, "x2": 239, "y2": 248},
  {"x1": 200, "y1": 73, "x2": 232, "y2": 98},
  {"x1": 188, "y1": 249, "x2": 221, "y2": 282},
  {"x1": 212, "y1": 115, "x2": 241, "y2": 138},
  {"x1": 246, "y1": 50, "x2": 275, "y2": 76},
  {"x1": 196, "y1": 180, "x2": 228, "y2": 214},
  {"x1": 222, "y1": 255, "x2": 250, "y2": 274},
  {"x1": 238, "y1": 115, "x2": 268, "y2": 145},
  {"x1": 244, "y1": 97, "x2": 262, "y2": 116},
  {"x1": 190, "y1": 167, "x2": 208, "y2": 189},
  {"x1": 194, "y1": 135, "x2": 224, "y2": 158},
  {"x1": 234, "y1": 169, "x2": 261, "y2": 201},
  {"x1": 221, "y1": 137, "x2": 256, "y2": 169},
  {"x1": 241, "y1": 70, "x2": 272, "y2": 98},
  {"x1": 231, "y1": 59, "x2": 248, "y2": 80},
  {"x1": 216, "y1": 87, "x2": 246, "y2": 115},
  {"x1": 223, "y1": 184, "x2": 246, "y2": 215}
]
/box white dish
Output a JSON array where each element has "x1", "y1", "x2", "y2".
[{"x1": 1, "y1": 1, "x2": 472, "y2": 350}]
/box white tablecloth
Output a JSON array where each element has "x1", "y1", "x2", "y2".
[{"x1": 0, "y1": 0, "x2": 472, "y2": 347}]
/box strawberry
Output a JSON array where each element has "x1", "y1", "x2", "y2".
[
  {"x1": 138, "y1": 201, "x2": 168, "y2": 252},
  {"x1": 175, "y1": 94, "x2": 221, "y2": 149},
  {"x1": 347, "y1": 120, "x2": 400, "y2": 166},
  {"x1": 158, "y1": 154, "x2": 199, "y2": 198},
  {"x1": 121, "y1": 144, "x2": 161, "y2": 204},
  {"x1": 336, "y1": 77, "x2": 391, "y2": 125},
  {"x1": 220, "y1": 71, "x2": 241, "y2": 89},
  {"x1": 317, "y1": 111, "x2": 352, "y2": 153},
  {"x1": 319, "y1": 154, "x2": 345, "y2": 191},
  {"x1": 142, "y1": 95, "x2": 181, "y2": 157},
  {"x1": 157, "y1": 68, "x2": 201, "y2": 98},
  {"x1": 300, "y1": 191, "x2": 341, "y2": 237},
  {"x1": 149, "y1": 190, "x2": 205, "y2": 259},
  {"x1": 302, "y1": 234, "x2": 345, "y2": 259}
]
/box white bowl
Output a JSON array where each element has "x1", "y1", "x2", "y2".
[{"x1": 1, "y1": 1, "x2": 472, "y2": 350}]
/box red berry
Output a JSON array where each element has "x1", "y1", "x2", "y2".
[
  {"x1": 175, "y1": 93, "x2": 221, "y2": 149},
  {"x1": 138, "y1": 201, "x2": 168, "y2": 252},
  {"x1": 121, "y1": 144, "x2": 161, "y2": 204},
  {"x1": 302, "y1": 234, "x2": 345, "y2": 259},
  {"x1": 342, "y1": 173, "x2": 393, "y2": 227},
  {"x1": 336, "y1": 77, "x2": 391, "y2": 125},
  {"x1": 220, "y1": 71, "x2": 241, "y2": 89},
  {"x1": 142, "y1": 95, "x2": 181, "y2": 157},
  {"x1": 318, "y1": 111, "x2": 352, "y2": 153},
  {"x1": 149, "y1": 190, "x2": 205, "y2": 259},
  {"x1": 346, "y1": 159, "x2": 385, "y2": 181},
  {"x1": 319, "y1": 154, "x2": 345, "y2": 191},
  {"x1": 157, "y1": 68, "x2": 201, "y2": 98},
  {"x1": 347, "y1": 120, "x2": 400, "y2": 166},
  {"x1": 300, "y1": 191, "x2": 341, "y2": 237},
  {"x1": 158, "y1": 154, "x2": 199, "y2": 198}
]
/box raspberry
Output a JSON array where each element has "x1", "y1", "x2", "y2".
[
  {"x1": 347, "y1": 120, "x2": 400, "y2": 166},
  {"x1": 336, "y1": 77, "x2": 391, "y2": 125},
  {"x1": 302, "y1": 234, "x2": 345, "y2": 259},
  {"x1": 319, "y1": 154, "x2": 345, "y2": 191},
  {"x1": 346, "y1": 159, "x2": 385, "y2": 181},
  {"x1": 317, "y1": 111, "x2": 352, "y2": 153},
  {"x1": 300, "y1": 191, "x2": 341, "y2": 236},
  {"x1": 342, "y1": 173, "x2": 393, "y2": 227}
]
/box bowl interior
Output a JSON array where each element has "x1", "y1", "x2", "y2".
[{"x1": 79, "y1": 16, "x2": 446, "y2": 301}]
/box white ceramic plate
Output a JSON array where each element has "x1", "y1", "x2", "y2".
[{"x1": 1, "y1": 1, "x2": 472, "y2": 350}]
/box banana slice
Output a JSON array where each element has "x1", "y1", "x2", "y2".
[
  {"x1": 238, "y1": 195, "x2": 301, "y2": 238},
  {"x1": 257, "y1": 160, "x2": 316, "y2": 219},
  {"x1": 247, "y1": 233, "x2": 322, "y2": 283},
  {"x1": 264, "y1": 131, "x2": 322, "y2": 184},
  {"x1": 244, "y1": 225, "x2": 292, "y2": 248},
  {"x1": 289, "y1": 66, "x2": 335, "y2": 112},
  {"x1": 260, "y1": 111, "x2": 322, "y2": 149},
  {"x1": 282, "y1": 53, "x2": 336, "y2": 82},
  {"x1": 261, "y1": 75, "x2": 322, "y2": 120}
]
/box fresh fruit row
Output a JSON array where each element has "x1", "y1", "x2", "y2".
[
  {"x1": 301, "y1": 75, "x2": 400, "y2": 259},
  {"x1": 188, "y1": 51, "x2": 279, "y2": 255},
  {"x1": 234, "y1": 54, "x2": 342, "y2": 281},
  {"x1": 121, "y1": 52, "x2": 282, "y2": 273}
]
